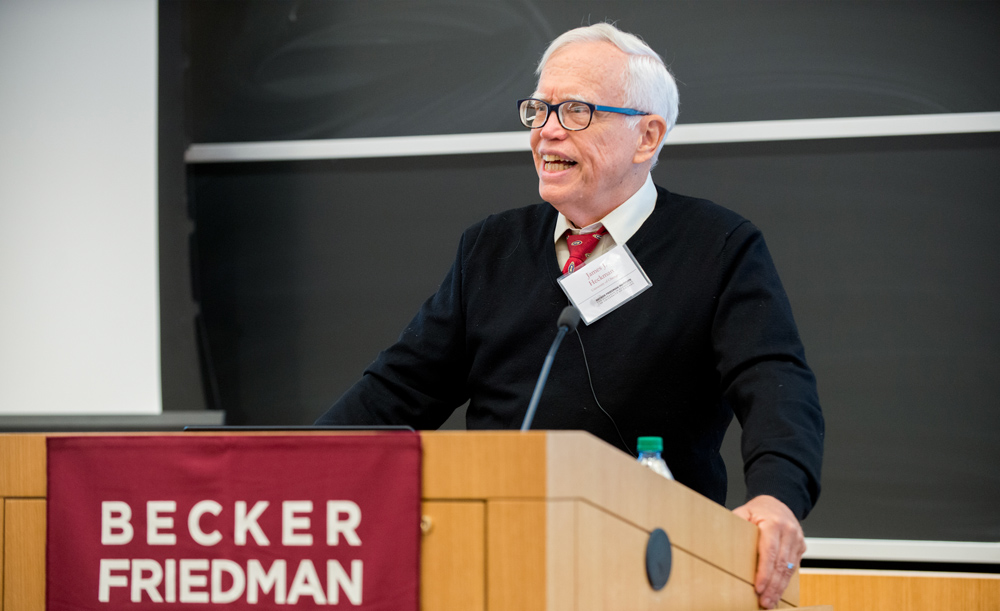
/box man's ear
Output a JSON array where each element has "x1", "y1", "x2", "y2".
[{"x1": 633, "y1": 115, "x2": 668, "y2": 164}]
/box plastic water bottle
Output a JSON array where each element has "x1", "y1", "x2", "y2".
[{"x1": 637, "y1": 436, "x2": 674, "y2": 480}]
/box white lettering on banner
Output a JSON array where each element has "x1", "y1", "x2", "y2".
[
  {"x1": 95, "y1": 499, "x2": 368, "y2": 605},
  {"x1": 131, "y1": 559, "x2": 163, "y2": 602},
  {"x1": 96, "y1": 558, "x2": 363, "y2": 605},
  {"x1": 101, "y1": 501, "x2": 133, "y2": 545},
  {"x1": 235, "y1": 500, "x2": 270, "y2": 545},
  {"x1": 100, "y1": 500, "x2": 366, "y2": 546},
  {"x1": 247, "y1": 559, "x2": 287, "y2": 604},
  {"x1": 165, "y1": 559, "x2": 176, "y2": 603},
  {"x1": 147, "y1": 501, "x2": 177, "y2": 545},
  {"x1": 327, "y1": 501, "x2": 362, "y2": 546},
  {"x1": 179, "y1": 558, "x2": 209, "y2": 603},
  {"x1": 211, "y1": 559, "x2": 246, "y2": 603},
  {"x1": 98, "y1": 559, "x2": 129, "y2": 602},
  {"x1": 288, "y1": 559, "x2": 326, "y2": 604},
  {"x1": 188, "y1": 500, "x2": 223, "y2": 546},
  {"x1": 329, "y1": 559, "x2": 364, "y2": 604},
  {"x1": 283, "y1": 500, "x2": 314, "y2": 546}
]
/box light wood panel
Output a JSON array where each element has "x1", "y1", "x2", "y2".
[
  {"x1": 420, "y1": 500, "x2": 486, "y2": 611},
  {"x1": 422, "y1": 431, "x2": 808, "y2": 609},
  {"x1": 0, "y1": 500, "x2": 4, "y2": 608},
  {"x1": 421, "y1": 431, "x2": 546, "y2": 500},
  {"x1": 3, "y1": 499, "x2": 46, "y2": 611},
  {"x1": 546, "y1": 500, "x2": 577, "y2": 611},
  {"x1": 574, "y1": 500, "x2": 759, "y2": 611},
  {"x1": 0, "y1": 435, "x2": 46, "y2": 497},
  {"x1": 0, "y1": 433, "x2": 46, "y2": 611},
  {"x1": 486, "y1": 499, "x2": 548, "y2": 611},
  {"x1": 800, "y1": 569, "x2": 1000, "y2": 611},
  {"x1": 544, "y1": 431, "x2": 760, "y2": 588}
]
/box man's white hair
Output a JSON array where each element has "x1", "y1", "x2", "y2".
[{"x1": 536, "y1": 23, "x2": 679, "y2": 157}]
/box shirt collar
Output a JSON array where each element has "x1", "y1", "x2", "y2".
[{"x1": 553, "y1": 174, "x2": 657, "y2": 245}]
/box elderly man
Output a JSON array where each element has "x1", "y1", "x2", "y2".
[{"x1": 317, "y1": 23, "x2": 823, "y2": 609}]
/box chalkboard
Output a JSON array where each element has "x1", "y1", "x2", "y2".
[
  {"x1": 185, "y1": 1, "x2": 1000, "y2": 140},
  {"x1": 177, "y1": 1, "x2": 1000, "y2": 548}
]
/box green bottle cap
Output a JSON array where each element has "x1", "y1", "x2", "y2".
[{"x1": 637, "y1": 436, "x2": 663, "y2": 453}]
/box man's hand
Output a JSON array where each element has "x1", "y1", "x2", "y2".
[{"x1": 732, "y1": 495, "x2": 806, "y2": 610}]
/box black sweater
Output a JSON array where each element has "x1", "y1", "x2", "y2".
[{"x1": 318, "y1": 186, "x2": 824, "y2": 518}]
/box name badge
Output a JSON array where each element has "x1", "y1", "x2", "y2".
[{"x1": 557, "y1": 244, "x2": 652, "y2": 325}]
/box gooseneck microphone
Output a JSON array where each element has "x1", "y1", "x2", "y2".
[{"x1": 520, "y1": 305, "x2": 581, "y2": 431}]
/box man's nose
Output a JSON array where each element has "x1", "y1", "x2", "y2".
[{"x1": 539, "y1": 112, "x2": 569, "y2": 139}]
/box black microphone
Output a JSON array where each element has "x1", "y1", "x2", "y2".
[
  {"x1": 520, "y1": 306, "x2": 580, "y2": 431},
  {"x1": 556, "y1": 305, "x2": 581, "y2": 332}
]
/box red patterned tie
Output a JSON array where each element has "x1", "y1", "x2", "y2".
[{"x1": 562, "y1": 227, "x2": 608, "y2": 274}]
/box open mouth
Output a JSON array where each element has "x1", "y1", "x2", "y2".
[{"x1": 541, "y1": 154, "x2": 577, "y2": 172}]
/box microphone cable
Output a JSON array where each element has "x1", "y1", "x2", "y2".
[{"x1": 575, "y1": 330, "x2": 635, "y2": 458}]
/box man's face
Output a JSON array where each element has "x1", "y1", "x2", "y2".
[{"x1": 530, "y1": 41, "x2": 642, "y2": 222}]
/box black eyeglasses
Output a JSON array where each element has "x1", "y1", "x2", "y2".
[{"x1": 517, "y1": 98, "x2": 649, "y2": 131}]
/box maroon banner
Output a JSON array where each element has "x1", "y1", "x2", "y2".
[{"x1": 47, "y1": 434, "x2": 421, "y2": 610}]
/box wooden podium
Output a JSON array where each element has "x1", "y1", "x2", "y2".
[{"x1": 1, "y1": 430, "x2": 814, "y2": 610}]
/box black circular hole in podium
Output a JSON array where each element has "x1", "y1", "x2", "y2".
[{"x1": 645, "y1": 527, "x2": 672, "y2": 590}]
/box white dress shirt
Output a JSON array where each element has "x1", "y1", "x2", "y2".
[{"x1": 553, "y1": 173, "x2": 657, "y2": 271}]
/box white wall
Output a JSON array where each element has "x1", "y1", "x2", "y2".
[{"x1": 0, "y1": 0, "x2": 160, "y2": 415}]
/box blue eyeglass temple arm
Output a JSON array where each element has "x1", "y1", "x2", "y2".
[
  {"x1": 594, "y1": 104, "x2": 648, "y2": 116},
  {"x1": 517, "y1": 99, "x2": 649, "y2": 117}
]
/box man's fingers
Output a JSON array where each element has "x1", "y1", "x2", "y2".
[
  {"x1": 759, "y1": 553, "x2": 793, "y2": 608},
  {"x1": 733, "y1": 496, "x2": 805, "y2": 609},
  {"x1": 756, "y1": 527, "x2": 787, "y2": 607},
  {"x1": 759, "y1": 520, "x2": 805, "y2": 608},
  {"x1": 754, "y1": 521, "x2": 781, "y2": 594},
  {"x1": 731, "y1": 495, "x2": 805, "y2": 609}
]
